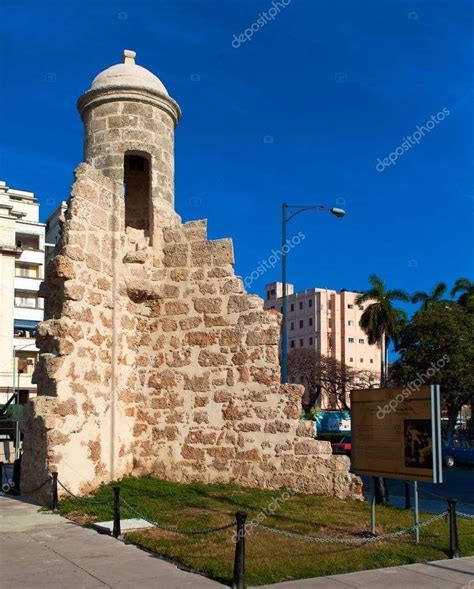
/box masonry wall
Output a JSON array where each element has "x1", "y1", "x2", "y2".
[{"x1": 21, "y1": 163, "x2": 362, "y2": 503}]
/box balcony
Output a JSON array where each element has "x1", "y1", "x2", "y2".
[
  {"x1": 17, "y1": 249, "x2": 44, "y2": 265},
  {"x1": 13, "y1": 337, "x2": 38, "y2": 350},
  {"x1": 14, "y1": 276, "x2": 42, "y2": 292},
  {"x1": 13, "y1": 307, "x2": 43, "y2": 322}
]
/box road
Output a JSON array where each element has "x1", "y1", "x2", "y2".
[{"x1": 362, "y1": 467, "x2": 474, "y2": 514}]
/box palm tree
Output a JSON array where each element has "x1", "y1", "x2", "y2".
[
  {"x1": 355, "y1": 275, "x2": 410, "y2": 387},
  {"x1": 355, "y1": 275, "x2": 410, "y2": 507},
  {"x1": 451, "y1": 277, "x2": 474, "y2": 309},
  {"x1": 411, "y1": 282, "x2": 447, "y2": 310}
]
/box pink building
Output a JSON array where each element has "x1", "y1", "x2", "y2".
[{"x1": 264, "y1": 282, "x2": 381, "y2": 407}]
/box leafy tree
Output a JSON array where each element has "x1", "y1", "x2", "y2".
[
  {"x1": 411, "y1": 282, "x2": 447, "y2": 310},
  {"x1": 288, "y1": 348, "x2": 321, "y2": 410},
  {"x1": 451, "y1": 277, "x2": 474, "y2": 310},
  {"x1": 355, "y1": 275, "x2": 410, "y2": 386},
  {"x1": 394, "y1": 301, "x2": 474, "y2": 435},
  {"x1": 288, "y1": 349, "x2": 377, "y2": 411}
]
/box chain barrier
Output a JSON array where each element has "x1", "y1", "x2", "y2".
[
  {"x1": 14, "y1": 476, "x2": 52, "y2": 495},
  {"x1": 119, "y1": 496, "x2": 235, "y2": 536},
  {"x1": 255, "y1": 511, "x2": 448, "y2": 545},
  {"x1": 57, "y1": 479, "x2": 111, "y2": 505}
]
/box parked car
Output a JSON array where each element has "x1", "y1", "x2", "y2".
[
  {"x1": 331, "y1": 437, "x2": 352, "y2": 457},
  {"x1": 442, "y1": 436, "x2": 474, "y2": 468}
]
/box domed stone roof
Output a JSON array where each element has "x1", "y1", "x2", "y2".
[{"x1": 90, "y1": 50, "x2": 169, "y2": 96}]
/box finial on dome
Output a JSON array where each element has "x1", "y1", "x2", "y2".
[{"x1": 123, "y1": 49, "x2": 136, "y2": 64}]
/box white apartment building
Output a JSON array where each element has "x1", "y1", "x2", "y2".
[
  {"x1": 45, "y1": 200, "x2": 68, "y2": 265},
  {"x1": 264, "y1": 281, "x2": 381, "y2": 389},
  {"x1": 0, "y1": 181, "x2": 45, "y2": 405}
]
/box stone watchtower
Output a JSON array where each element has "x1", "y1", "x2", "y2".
[
  {"x1": 77, "y1": 49, "x2": 182, "y2": 242},
  {"x1": 22, "y1": 50, "x2": 361, "y2": 502}
]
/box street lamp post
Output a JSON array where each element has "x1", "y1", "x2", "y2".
[{"x1": 280, "y1": 204, "x2": 345, "y2": 383}]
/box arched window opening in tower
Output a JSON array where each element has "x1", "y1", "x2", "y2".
[{"x1": 124, "y1": 153, "x2": 151, "y2": 233}]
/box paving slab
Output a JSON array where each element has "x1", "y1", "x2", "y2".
[{"x1": 93, "y1": 517, "x2": 154, "y2": 533}]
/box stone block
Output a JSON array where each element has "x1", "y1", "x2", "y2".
[{"x1": 193, "y1": 297, "x2": 222, "y2": 314}]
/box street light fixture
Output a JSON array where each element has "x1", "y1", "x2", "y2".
[{"x1": 280, "y1": 203, "x2": 346, "y2": 383}]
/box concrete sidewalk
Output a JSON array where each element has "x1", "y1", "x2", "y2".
[
  {"x1": 255, "y1": 558, "x2": 474, "y2": 588},
  {"x1": 1, "y1": 494, "x2": 472, "y2": 588},
  {"x1": 0, "y1": 495, "x2": 224, "y2": 588}
]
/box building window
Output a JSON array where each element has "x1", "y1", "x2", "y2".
[
  {"x1": 15, "y1": 263, "x2": 39, "y2": 278},
  {"x1": 271, "y1": 289, "x2": 275, "y2": 295},
  {"x1": 290, "y1": 303, "x2": 294, "y2": 312},
  {"x1": 348, "y1": 337, "x2": 354, "y2": 343},
  {"x1": 358, "y1": 305, "x2": 364, "y2": 310},
  {"x1": 290, "y1": 340, "x2": 295, "y2": 349},
  {"x1": 308, "y1": 317, "x2": 313, "y2": 326},
  {"x1": 299, "y1": 301, "x2": 303, "y2": 310},
  {"x1": 308, "y1": 299, "x2": 313, "y2": 308},
  {"x1": 348, "y1": 320, "x2": 354, "y2": 326},
  {"x1": 309, "y1": 337, "x2": 313, "y2": 345},
  {"x1": 290, "y1": 322, "x2": 294, "y2": 330},
  {"x1": 349, "y1": 357, "x2": 353, "y2": 362},
  {"x1": 359, "y1": 338, "x2": 365, "y2": 344},
  {"x1": 299, "y1": 320, "x2": 304, "y2": 328},
  {"x1": 370, "y1": 359, "x2": 374, "y2": 363},
  {"x1": 17, "y1": 355, "x2": 36, "y2": 375},
  {"x1": 16, "y1": 233, "x2": 40, "y2": 251},
  {"x1": 124, "y1": 152, "x2": 151, "y2": 234},
  {"x1": 360, "y1": 358, "x2": 364, "y2": 362},
  {"x1": 266, "y1": 291, "x2": 271, "y2": 300},
  {"x1": 14, "y1": 291, "x2": 39, "y2": 308},
  {"x1": 300, "y1": 339, "x2": 304, "y2": 347},
  {"x1": 348, "y1": 304, "x2": 354, "y2": 309},
  {"x1": 13, "y1": 320, "x2": 38, "y2": 338}
]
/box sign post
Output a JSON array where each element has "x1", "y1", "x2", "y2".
[
  {"x1": 351, "y1": 384, "x2": 443, "y2": 538},
  {"x1": 413, "y1": 481, "x2": 419, "y2": 544}
]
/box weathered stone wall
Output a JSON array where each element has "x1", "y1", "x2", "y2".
[{"x1": 21, "y1": 163, "x2": 362, "y2": 503}]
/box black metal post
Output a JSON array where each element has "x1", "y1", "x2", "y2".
[
  {"x1": 113, "y1": 486, "x2": 121, "y2": 538},
  {"x1": 12, "y1": 455, "x2": 21, "y2": 494},
  {"x1": 405, "y1": 482, "x2": 411, "y2": 509},
  {"x1": 0, "y1": 461, "x2": 3, "y2": 490},
  {"x1": 51, "y1": 472, "x2": 59, "y2": 510},
  {"x1": 448, "y1": 498, "x2": 460, "y2": 558},
  {"x1": 232, "y1": 511, "x2": 247, "y2": 589}
]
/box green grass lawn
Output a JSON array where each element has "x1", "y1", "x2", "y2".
[{"x1": 58, "y1": 476, "x2": 474, "y2": 586}]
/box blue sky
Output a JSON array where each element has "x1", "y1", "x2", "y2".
[{"x1": 1, "y1": 0, "x2": 473, "y2": 310}]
